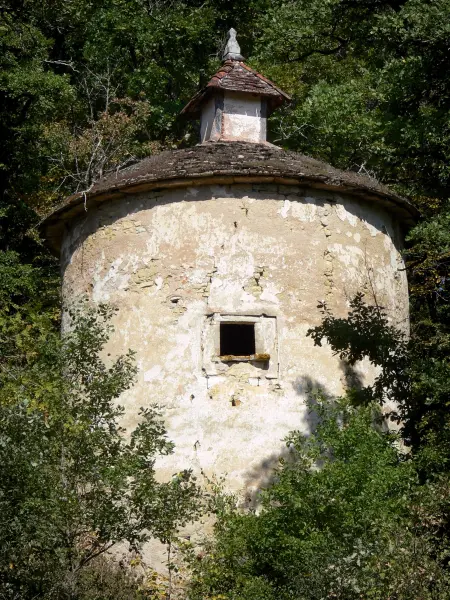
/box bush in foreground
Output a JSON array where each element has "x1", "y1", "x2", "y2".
[
  {"x1": 0, "y1": 304, "x2": 201, "y2": 599},
  {"x1": 188, "y1": 397, "x2": 449, "y2": 599}
]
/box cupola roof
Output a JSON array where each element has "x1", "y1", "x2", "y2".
[
  {"x1": 181, "y1": 59, "x2": 291, "y2": 117},
  {"x1": 40, "y1": 30, "x2": 418, "y2": 254},
  {"x1": 182, "y1": 29, "x2": 290, "y2": 117}
]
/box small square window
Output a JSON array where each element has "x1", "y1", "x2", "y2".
[
  {"x1": 202, "y1": 314, "x2": 277, "y2": 374},
  {"x1": 220, "y1": 322, "x2": 255, "y2": 357}
]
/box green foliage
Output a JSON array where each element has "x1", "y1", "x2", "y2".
[
  {"x1": 303, "y1": 295, "x2": 450, "y2": 594},
  {"x1": 74, "y1": 557, "x2": 150, "y2": 600},
  {"x1": 1, "y1": 0, "x2": 450, "y2": 597},
  {"x1": 307, "y1": 292, "x2": 450, "y2": 476},
  {"x1": 0, "y1": 304, "x2": 201, "y2": 599},
  {"x1": 307, "y1": 293, "x2": 410, "y2": 409},
  {"x1": 187, "y1": 398, "x2": 449, "y2": 599},
  {"x1": 2, "y1": 0, "x2": 450, "y2": 217},
  {"x1": 254, "y1": 0, "x2": 450, "y2": 204},
  {"x1": 0, "y1": 249, "x2": 60, "y2": 409},
  {"x1": 190, "y1": 289, "x2": 450, "y2": 598}
]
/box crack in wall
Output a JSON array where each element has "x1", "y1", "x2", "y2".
[
  {"x1": 243, "y1": 265, "x2": 265, "y2": 295},
  {"x1": 323, "y1": 250, "x2": 334, "y2": 302},
  {"x1": 319, "y1": 203, "x2": 335, "y2": 301}
]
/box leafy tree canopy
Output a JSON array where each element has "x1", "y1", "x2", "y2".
[
  {"x1": 0, "y1": 0, "x2": 449, "y2": 596},
  {"x1": 187, "y1": 397, "x2": 450, "y2": 600},
  {"x1": 0, "y1": 304, "x2": 201, "y2": 599}
]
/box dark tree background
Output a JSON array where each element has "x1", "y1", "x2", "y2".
[{"x1": 1, "y1": 1, "x2": 449, "y2": 598}]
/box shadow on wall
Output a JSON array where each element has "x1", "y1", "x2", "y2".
[
  {"x1": 241, "y1": 362, "x2": 365, "y2": 508},
  {"x1": 339, "y1": 359, "x2": 364, "y2": 391},
  {"x1": 241, "y1": 374, "x2": 333, "y2": 508}
]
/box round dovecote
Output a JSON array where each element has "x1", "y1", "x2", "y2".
[{"x1": 42, "y1": 31, "x2": 417, "y2": 495}]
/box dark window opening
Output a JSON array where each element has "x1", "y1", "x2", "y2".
[{"x1": 220, "y1": 322, "x2": 255, "y2": 356}]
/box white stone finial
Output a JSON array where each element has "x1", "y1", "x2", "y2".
[{"x1": 223, "y1": 28, "x2": 244, "y2": 61}]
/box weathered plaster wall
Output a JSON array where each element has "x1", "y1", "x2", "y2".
[
  {"x1": 61, "y1": 183, "x2": 408, "y2": 496},
  {"x1": 200, "y1": 92, "x2": 265, "y2": 143},
  {"x1": 221, "y1": 92, "x2": 264, "y2": 142}
]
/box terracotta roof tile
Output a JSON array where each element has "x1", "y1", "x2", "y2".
[{"x1": 182, "y1": 61, "x2": 290, "y2": 115}]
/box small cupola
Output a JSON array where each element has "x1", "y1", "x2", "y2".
[{"x1": 181, "y1": 29, "x2": 290, "y2": 144}]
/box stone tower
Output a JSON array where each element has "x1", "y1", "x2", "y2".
[{"x1": 43, "y1": 30, "x2": 417, "y2": 497}]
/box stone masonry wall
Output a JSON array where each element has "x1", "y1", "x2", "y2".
[{"x1": 61, "y1": 183, "x2": 409, "y2": 497}]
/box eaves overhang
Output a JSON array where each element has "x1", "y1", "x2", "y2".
[{"x1": 41, "y1": 142, "x2": 419, "y2": 256}]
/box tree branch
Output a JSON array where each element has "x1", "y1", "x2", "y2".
[{"x1": 286, "y1": 40, "x2": 348, "y2": 64}]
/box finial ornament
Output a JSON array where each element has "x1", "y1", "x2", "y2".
[{"x1": 223, "y1": 28, "x2": 245, "y2": 61}]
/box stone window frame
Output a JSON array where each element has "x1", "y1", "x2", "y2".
[{"x1": 202, "y1": 313, "x2": 279, "y2": 379}]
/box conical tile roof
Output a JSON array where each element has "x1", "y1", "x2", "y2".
[{"x1": 182, "y1": 60, "x2": 290, "y2": 116}]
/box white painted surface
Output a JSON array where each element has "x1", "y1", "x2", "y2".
[
  {"x1": 199, "y1": 90, "x2": 266, "y2": 143},
  {"x1": 222, "y1": 92, "x2": 263, "y2": 142},
  {"x1": 61, "y1": 184, "x2": 409, "y2": 498},
  {"x1": 200, "y1": 96, "x2": 217, "y2": 143}
]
